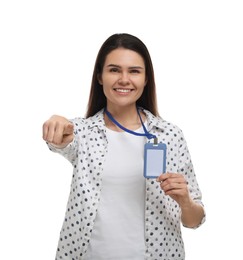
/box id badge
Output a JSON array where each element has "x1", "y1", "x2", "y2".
[{"x1": 144, "y1": 142, "x2": 166, "y2": 178}]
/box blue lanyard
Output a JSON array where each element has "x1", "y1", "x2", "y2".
[{"x1": 104, "y1": 107, "x2": 157, "y2": 143}]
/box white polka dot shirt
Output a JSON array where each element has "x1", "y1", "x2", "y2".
[{"x1": 48, "y1": 108, "x2": 205, "y2": 260}]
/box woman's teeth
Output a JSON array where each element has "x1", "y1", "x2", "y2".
[{"x1": 115, "y1": 89, "x2": 132, "y2": 93}]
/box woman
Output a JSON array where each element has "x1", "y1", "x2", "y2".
[{"x1": 43, "y1": 33, "x2": 205, "y2": 260}]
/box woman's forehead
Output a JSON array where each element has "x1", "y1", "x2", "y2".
[{"x1": 104, "y1": 48, "x2": 145, "y2": 67}]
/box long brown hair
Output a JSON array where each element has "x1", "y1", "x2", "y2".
[{"x1": 85, "y1": 33, "x2": 159, "y2": 118}]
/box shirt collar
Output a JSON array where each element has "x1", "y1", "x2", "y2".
[
  {"x1": 87, "y1": 108, "x2": 106, "y2": 131},
  {"x1": 87, "y1": 108, "x2": 165, "y2": 132},
  {"x1": 141, "y1": 108, "x2": 165, "y2": 132}
]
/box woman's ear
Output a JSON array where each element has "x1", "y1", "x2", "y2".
[{"x1": 97, "y1": 74, "x2": 103, "y2": 85}]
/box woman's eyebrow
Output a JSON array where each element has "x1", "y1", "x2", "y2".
[
  {"x1": 107, "y1": 64, "x2": 121, "y2": 68},
  {"x1": 106, "y1": 64, "x2": 145, "y2": 69}
]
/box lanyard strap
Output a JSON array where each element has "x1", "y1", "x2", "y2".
[{"x1": 104, "y1": 107, "x2": 157, "y2": 142}]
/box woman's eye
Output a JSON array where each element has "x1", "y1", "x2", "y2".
[
  {"x1": 110, "y1": 68, "x2": 119, "y2": 73},
  {"x1": 130, "y1": 69, "x2": 140, "y2": 74}
]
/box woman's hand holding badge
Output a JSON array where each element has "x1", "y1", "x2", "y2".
[
  {"x1": 156, "y1": 173, "x2": 205, "y2": 228},
  {"x1": 156, "y1": 173, "x2": 190, "y2": 207}
]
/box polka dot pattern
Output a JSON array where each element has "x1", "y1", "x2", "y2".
[{"x1": 48, "y1": 108, "x2": 205, "y2": 260}]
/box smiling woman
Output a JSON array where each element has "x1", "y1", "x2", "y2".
[
  {"x1": 99, "y1": 48, "x2": 147, "y2": 123},
  {"x1": 85, "y1": 34, "x2": 159, "y2": 119},
  {"x1": 42, "y1": 33, "x2": 205, "y2": 260}
]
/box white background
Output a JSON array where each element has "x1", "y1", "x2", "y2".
[{"x1": 1, "y1": 0, "x2": 243, "y2": 259}]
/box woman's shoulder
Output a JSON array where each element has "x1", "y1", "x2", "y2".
[
  {"x1": 70, "y1": 109, "x2": 105, "y2": 130},
  {"x1": 160, "y1": 118, "x2": 183, "y2": 133},
  {"x1": 143, "y1": 108, "x2": 184, "y2": 135}
]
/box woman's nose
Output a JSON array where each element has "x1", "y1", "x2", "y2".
[{"x1": 118, "y1": 72, "x2": 130, "y2": 85}]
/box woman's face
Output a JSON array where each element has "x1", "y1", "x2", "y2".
[{"x1": 99, "y1": 48, "x2": 147, "y2": 111}]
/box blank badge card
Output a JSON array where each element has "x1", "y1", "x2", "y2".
[{"x1": 144, "y1": 142, "x2": 166, "y2": 178}]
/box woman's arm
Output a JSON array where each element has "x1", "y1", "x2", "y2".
[
  {"x1": 157, "y1": 172, "x2": 205, "y2": 228},
  {"x1": 180, "y1": 197, "x2": 205, "y2": 228}
]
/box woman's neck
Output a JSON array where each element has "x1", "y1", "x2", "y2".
[{"x1": 105, "y1": 104, "x2": 145, "y2": 131}]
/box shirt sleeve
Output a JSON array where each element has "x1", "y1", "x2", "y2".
[
  {"x1": 47, "y1": 139, "x2": 77, "y2": 166},
  {"x1": 178, "y1": 132, "x2": 206, "y2": 228}
]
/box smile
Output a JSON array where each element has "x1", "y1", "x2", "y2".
[{"x1": 114, "y1": 88, "x2": 134, "y2": 93}]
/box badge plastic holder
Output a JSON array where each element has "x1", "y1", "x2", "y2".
[{"x1": 144, "y1": 141, "x2": 166, "y2": 178}]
